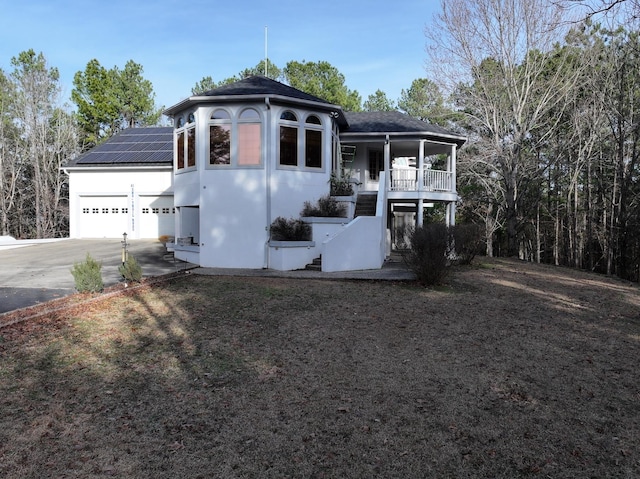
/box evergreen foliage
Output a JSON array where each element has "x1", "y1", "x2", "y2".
[
  {"x1": 71, "y1": 253, "x2": 104, "y2": 293},
  {"x1": 118, "y1": 255, "x2": 143, "y2": 283}
]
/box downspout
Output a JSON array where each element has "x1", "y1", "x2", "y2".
[{"x1": 264, "y1": 96, "x2": 272, "y2": 268}]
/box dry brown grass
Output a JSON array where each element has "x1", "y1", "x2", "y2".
[{"x1": 1, "y1": 258, "x2": 639, "y2": 478}]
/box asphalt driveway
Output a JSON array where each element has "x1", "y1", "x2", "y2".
[{"x1": 0, "y1": 238, "x2": 189, "y2": 314}]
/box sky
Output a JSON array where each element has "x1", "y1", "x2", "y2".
[{"x1": 0, "y1": 0, "x2": 440, "y2": 113}]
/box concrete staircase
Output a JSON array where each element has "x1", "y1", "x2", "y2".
[
  {"x1": 306, "y1": 256, "x2": 322, "y2": 271},
  {"x1": 354, "y1": 193, "x2": 378, "y2": 217}
]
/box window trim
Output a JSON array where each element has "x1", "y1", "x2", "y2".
[
  {"x1": 175, "y1": 111, "x2": 197, "y2": 172},
  {"x1": 206, "y1": 107, "x2": 264, "y2": 169}
]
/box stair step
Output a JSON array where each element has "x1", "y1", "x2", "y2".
[{"x1": 305, "y1": 256, "x2": 322, "y2": 271}]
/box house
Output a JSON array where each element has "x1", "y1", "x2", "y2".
[
  {"x1": 67, "y1": 76, "x2": 465, "y2": 272},
  {"x1": 65, "y1": 127, "x2": 174, "y2": 239}
]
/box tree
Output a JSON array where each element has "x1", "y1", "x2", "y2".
[
  {"x1": 9, "y1": 50, "x2": 79, "y2": 238},
  {"x1": 72, "y1": 59, "x2": 162, "y2": 148},
  {"x1": 238, "y1": 59, "x2": 282, "y2": 81},
  {"x1": 192, "y1": 60, "x2": 283, "y2": 95},
  {"x1": 398, "y1": 78, "x2": 452, "y2": 126},
  {"x1": 192, "y1": 76, "x2": 218, "y2": 95},
  {"x1": 283, "y1": 60, "x2": 362, "y2": 111},
  {"x1": 363, "y1": 89, "x2": 396, "y2": 111},
  {"x1": 428, "y1": 0, "x2": 579, "y2": 257},
  {"x1": 0, "y1": 68, "x2": 21, "y2": 236}
]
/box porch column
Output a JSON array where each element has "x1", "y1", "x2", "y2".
[
  {"x1": 384, "y1": 135, "x2": 391, "y2": 192},
  {"x1": 450, "y1": 144, "x2": 457, "y2": 192},
  {"x1": 418, "y1": 139, "x2": 425, "y2": 192},
  {"x1": 417, "y1": 199, "x2": 424, "y2": 227},
  {"x1": 446, "y1": 202, "x2": 456, "y2": 227}
]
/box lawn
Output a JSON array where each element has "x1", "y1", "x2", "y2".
[{"x1": 1, "y1": 258, "x2": 639, "y2": 478}]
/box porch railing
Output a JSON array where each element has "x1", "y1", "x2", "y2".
[{"x1": 390, "y1": 169, "x2": 453, "y2": 192}]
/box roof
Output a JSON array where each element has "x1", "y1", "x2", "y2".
[
  {"x1": 66, "y1": 127, "x2": 173, "y2": 168},
  {"x1": 164, "y1": 76, "x2": 347, "y2": 126},
  {"x1": 342, "y1": 111, "x2": 466, "y2": 145},
  {"x1": 200, "y1": 76, "x2": 333, "y2": 105}
]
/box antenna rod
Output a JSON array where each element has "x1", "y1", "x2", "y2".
[{"x1": 264, "y1": 26, "x2": 268, "y2": 77}]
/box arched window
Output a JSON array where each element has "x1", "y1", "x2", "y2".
[
  {"x1": 279, "y1": 111, "x2": 298, "y2": 166},
  {"x1": 305, "y1": 115, "x2": 322, "y2": 168},
  {"x1": 209, "y1": 109, "x2": 231, "y2": 165},
  {"x1": 238, "y1": 108, "x2": 261, "y2": 166}
]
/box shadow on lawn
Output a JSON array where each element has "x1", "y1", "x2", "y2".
[{"x1": 2, "y1": 260, "x2": 640, "y2": 478}]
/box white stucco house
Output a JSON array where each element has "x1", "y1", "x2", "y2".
[{"x1": 66, "y1": 76, "x2": 465, "y2": 272}]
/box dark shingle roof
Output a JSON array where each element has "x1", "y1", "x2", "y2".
[
  {"x1": 200, "y1": 76, "x2": 333, "y2": 105},
  {"x1": 343, "y1": 111, "x2": 465, "y2": 144},
  {"x1": 67, "y1": 127, "x2": 173, "y2": 167}
]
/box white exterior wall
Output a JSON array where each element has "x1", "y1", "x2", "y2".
[
  {"x1": 68, "y1": 167, "x2": 173, "y2": 239},
  {"x1": 171, "y1": 101, "x2": 334, "y2": 269}
]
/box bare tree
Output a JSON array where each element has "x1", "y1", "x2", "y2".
[
  {"x1": 427, "y1": 0, "x2": 581, "y2": 256},
  {"x1": 10, "y1": 50, "x2": 78, "y2": 238}
]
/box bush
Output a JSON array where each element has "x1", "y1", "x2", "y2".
[
  {"x1": 119, "y1": 255, "x2": 143, "y2": 283},
  {"x1": 269, "y1": 217, "x2": 312, "y2": 241},
  {"x1": 329, "y1": 173, "x2": 354, "y2": 196},
  {"x1": 402, "y1": 223, "x2": 451, "y2": 286},
  {"x1": 301, "y1": 195, "x2": 347, "y2": 217},
  {"x1": 71, "y1": 253, "x2": 104, "y2": 293},
  {"x1": 450, "y1": 223, "x2": 483, "y2": 265}
]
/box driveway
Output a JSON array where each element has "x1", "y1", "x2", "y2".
[{"x1": 0, "y1": 238, "x2": 189, "y2": 314}]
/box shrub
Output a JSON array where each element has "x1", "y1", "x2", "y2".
[
  {"x1": 269, "y1": 217, "x2": 312, "y2": 241},
  {"x1": 329, "y1": 173, "x2": 354, "y2": 196},
  {"x1": 71, "y1": 253, "x2": 104, "y2": 293},
  {"x1": 119, "y1": 255, "x2": 143, "y2": 283},
  {"x1": 301, "y1": 195, "x2": 347, "y2": 217},
  {"x1": 450, "y1": 223, "x2": 483, "y2": 265},
  {"x1": 402, "y1": 223, "x2": 451, "y2": 286}
]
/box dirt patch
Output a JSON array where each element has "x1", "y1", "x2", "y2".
[{"x1": 0, "y1": 258, "x2": 638, "y2": 478}]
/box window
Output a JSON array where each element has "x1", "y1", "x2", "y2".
[
  {"x1": 209, "y1": 109, "x2": 231, "y2": 165},
  {"x1": 305, "y1": 115, "x2": 322, "y2": 168},
  {"x1": 177, "y1": 131, "x2": 185, "y2": 169},
  {"x1": 152, "y1": 207, "x2": 159, "y2": 214},
  {"x1": 102, "y1": 208, "x2": 109, "y2": 214},
  {"x1": 175, "y1": 112, "x2": 196, "y2": 171},
  {"x1": 82, "y1": 208, "x2": 89, "y2": 214},
  {"x1": 187, "y1": 128, "x2": 196, "y2": 167},
  {"x1": 369, "y1": 150, "x2": 384, "y2": 180},
  {"x1": 162, "y1": 207, "x2": 170, "y2": 214},
  {"x1": 92, "y1": 208, "x2": 99, "y2": 214},
  {"x1": 142, "y1": 208, "x2": 149, "y2": 214},
  {"x1": 238, "y1": 109, "x2": 261, "y2": 166},
  {"x1": 279, "y1": 111, "x2": 298, "y2": 166},
  {"x1": 122, "y1": 208, "x2": 128, "y2": 214}
]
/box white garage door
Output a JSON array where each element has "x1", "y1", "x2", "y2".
[
  {"x1": 78, "y1": 196, "x2": 129, "y2": 238},
  {"x1": 138, "y1": 195, "x2": 175, "y2": 239}
]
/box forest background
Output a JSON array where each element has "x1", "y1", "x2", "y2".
[{"x1": 1, "y1": 0, "x2": 639, "y2": 281}]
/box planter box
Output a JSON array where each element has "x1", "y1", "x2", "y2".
[{"x1": 268, "y1": 241, "x2": 317, "y2": 271}]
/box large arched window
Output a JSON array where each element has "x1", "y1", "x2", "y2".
[
  {"x1": 209, "y1": 109, "x2": 231, "y2": 165},
  {"x1": 305, "y1": 115, "x2": 322, "y2": 168},
  {"x1": 238, "y1": 108, "x2": 261, "y2": 166},
  {"x1": 279, "y1": 111, "x2": 298, "y2": 166}
]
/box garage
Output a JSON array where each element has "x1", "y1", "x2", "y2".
[
  {"x1": 78, "y1": 195, "x2": 129, "y2": 238},
  {"x1": 138, "y1": 195, "x2": 175, "y2": 239}
]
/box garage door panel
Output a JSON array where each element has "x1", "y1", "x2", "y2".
[
  {"x1": 139, "y1": 196, "x2": 175, "y2": 238},
  {"x1": 79, "y1": 196, "x2": 128, "y2": 238}
]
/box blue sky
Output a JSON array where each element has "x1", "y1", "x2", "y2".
[{"x1": 0, "y1": 0, "x2": 439, "y2": 112}]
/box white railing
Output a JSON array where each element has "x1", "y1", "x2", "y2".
[
  {"x1": 390, "y1": 169, "x2": 417, "y2": 191},
  {"x1": 423, "y1": 169, "x2": 453, "y2": 192},
  {"x1": 390, "y1": 169, "x2": 453, "y2": 192}
]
